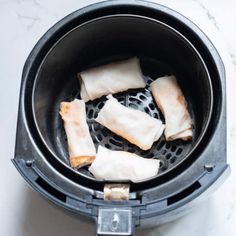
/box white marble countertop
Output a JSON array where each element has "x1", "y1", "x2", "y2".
[{"x1": 0, "y1": 0, "x2": 236, "y2": 235}]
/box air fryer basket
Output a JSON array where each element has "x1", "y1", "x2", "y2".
[
  {"x1": 13, "y1": 1, "x2": 229, "y2": 235},
  {"x1": 33, "y1": 15, "x2": 212, "y2": 185}
]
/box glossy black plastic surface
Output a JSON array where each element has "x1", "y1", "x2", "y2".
[{"x1": 33, "y1": 15, "x2": 212, "y2": 183}]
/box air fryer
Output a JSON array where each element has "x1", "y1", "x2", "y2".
[{"x1": 13, "y1": 1, "x2": 229, "y2": 235}]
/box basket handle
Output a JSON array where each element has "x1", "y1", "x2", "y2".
[{"x1": 96, "y1": 207, "x2": 135, "y2": 236}]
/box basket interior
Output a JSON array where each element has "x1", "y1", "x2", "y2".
[{"x1": 33, "y1": 15, "x2": 212, "y2": 181}]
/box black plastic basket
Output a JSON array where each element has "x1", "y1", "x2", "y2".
[{"x1": 13, "y1": 1, "x2": 229, "y2": 235}]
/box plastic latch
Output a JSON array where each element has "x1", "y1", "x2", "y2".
[
  {"x1": 97, "y1": 208, "x2": 132, "y2": 235},
  {"x1": 104, "y1": 184, "x2": 130, "y2": 200}
]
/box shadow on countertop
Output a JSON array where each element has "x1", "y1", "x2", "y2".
[{"x1": 20, "y1": 187, "x2": 95, "y2": 236}]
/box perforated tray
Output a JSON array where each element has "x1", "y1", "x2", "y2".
[{"x1": 61, "y1": 75, "x2": 194, "y2": 179}]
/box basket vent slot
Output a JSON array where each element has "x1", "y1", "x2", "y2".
[
  {"x1": 36, "y1": 177, "x2": 66, "y2": 202},
  {"x1": 167, "y1": 181, "x2": 201, "y2": 205}
]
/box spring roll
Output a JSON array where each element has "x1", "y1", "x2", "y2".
[
  {"x1": 95, "y1": 95, "x2": 165, "y2": 150},
  {"x1": 150, "y1": 75, "x2": 193, "y2": 141},
  {"x1": 78, "y1": 57, "x2": 145, "y2": 102},
  {"x1": 60, "y1": 99, "x2": 96, "y2": 168},
  {"x1": 89, "y1": 146, "x2": 160, "y2": 182}
]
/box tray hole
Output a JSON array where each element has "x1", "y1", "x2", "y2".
[
  {"x1": 105, "y1": 143, "x2": 111, "y2": 149},
  {"x1": 87, "y1": 109, "x2": 94, "y2": 119},
  {"x1": 109, "y1": 138, "x2": 122, "y2": 147},
  {"x1": 176, "y1": 148, "x2": 183, "y2": 155},
  {"x1": 153, "y1": 113, "x2": 159, "y2": 119},
  {"x1": 162, "y1": 150, "x2": 167, "y2": 155},
  {"x1": 144, "y1": 107, "x2": 150, "y2": 114},
  {"x1": 146, "y1": 153, "x2": 154, "y2": 158},
  {"x1": 93, "y1": 125, "x2": 100, "y2": 132},
  {"x1": 92, "y1": 99, "x2": 100, "y2": 106},
  {"x1": 89, "y1": 125, "x2": 93, "y2": 132},
  {"x1": 165, "y1": 153, "x2": 172, "y2": 160},
  {"x1": 129, "y1": 97, "x2": 142, "y2": 105},
  {"x1": 157, "y1": 140, "x2": 165, "y2": 150},
  {"x1": 139, "y1": 94, "x2": 147, "y2": 101},
  {"x1": 114, "y1": 136, "x2": 123, "y2": 142},
  {"x1": 96, "y1": 134, "x2": 103, "y2": 142},
  {"x1": 166, "y1": 143, "x2": 171, "y2": 149},
  {"x1": 149, "y1": 103, "x2": 155, "y2": 111},
  {"x1": 129, "y1": 103, "x2": 139, "y2": 109},
  {"x1": 159, "y1": 160, "x2": 164, "y2": 168},
  {"x1": 98, "y1": 102, "x2": 105, "y2": 109},
  {"x1": 170, "y1": 156, "x2": 177, "y2": 164}
]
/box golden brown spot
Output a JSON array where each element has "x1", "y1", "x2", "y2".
[
  {"x1": 60, "y1": 102, "x2": 71, "y2": 117},
  {"x1": 177, "y1": 95, "x2": 187, "y2": 106},
  {"x1": 70, "y1": 156, "x2": 96, "y2": 168}
]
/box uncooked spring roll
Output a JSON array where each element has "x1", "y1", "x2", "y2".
[
  {"x1": 95, "y1": 95, "x2": 165, "y2": 150},
  {"x1": 60, "y1": 99, "x2": 96, "y2": 168},
  {"x1": 89, "y1": 146, "x2": 160, "y2": 182},
  {"x1": 78, "y1": 57, "x2": 145, "y2": 102},
  {"x1": 150, "y1": 75, "x2": 193, "y2": 141}
]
